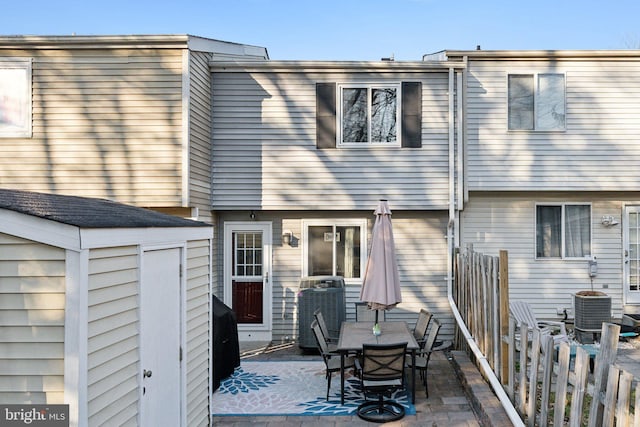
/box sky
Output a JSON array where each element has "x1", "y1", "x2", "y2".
[{"x1": 2, "y1": 0, "x2": 640, "y2": 61}]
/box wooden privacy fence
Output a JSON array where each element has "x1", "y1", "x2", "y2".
[
  {"x1": 453, "y1": 245, "x2": 509, "y2": 380},
  {"x1": 504, "y1": 321, "x2": 639, "y2": 426}
]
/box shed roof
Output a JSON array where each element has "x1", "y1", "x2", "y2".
[{"x1": 0, "y1": 189, "x2": 210, "y2": 228}]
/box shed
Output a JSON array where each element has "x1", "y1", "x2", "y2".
[{"x1": 0, "y1": 189, "x2": 214, "y2": 427}]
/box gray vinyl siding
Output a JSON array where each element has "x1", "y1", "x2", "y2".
[
  {"x1": 87, "y1": 246, "x2": 139, "y2": 426},
  {"x1": 218, "y1": 210, "x2": 454, "y2": 342},
  {"x1": 461, "y1": 193, "x2": 624, "y2": 320},
  {"x1": 212, "y1": 71, "x2": 452, "y2": 211},
  {"x1": 0, "y1": 234, "x2": 65, "y2": 404},
  {"x1": 465, "y1": 59, "x2": 640, "y2": 191},
  {"x1": 189, "y1": 51, "x2": 214, "y2": 222},
  {"x1": 1, "y1": 47, "x2": 184, "y2": 206},
  {"x1": 186, "y1": 239, "x2": 211, "y2": 427}
]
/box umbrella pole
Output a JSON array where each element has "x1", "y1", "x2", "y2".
[{"x1": 374, "y1": 310, "x2": 379, "y2": 325}]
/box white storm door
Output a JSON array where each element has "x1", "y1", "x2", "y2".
[
  {"x1": 625, "y1": 206, "x2": 640, "y2": 304},
  {"x1": 140, "y1": 248, "x2": 183, "y2": 427},
  {"x1": 224, "y1": 222, "x2": 272, "y2": 341}
]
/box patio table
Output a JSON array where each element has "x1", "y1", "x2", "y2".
[{"x1": 337, "y1": 321, "x2": 419, "y2": 405}]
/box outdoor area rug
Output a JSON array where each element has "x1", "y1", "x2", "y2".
[{"x1": 211, "y1": 360, "x2": 415, "y2": 416}]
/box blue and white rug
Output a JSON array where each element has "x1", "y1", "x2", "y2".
[{"x1": 211, "y1": 360, "x2": 415, "y2": 416}]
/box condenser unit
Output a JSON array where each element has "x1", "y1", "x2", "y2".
[
  {"x1": 574, "y1": 291, "x2": 611, "y2": 341},
  {"x1": 297, "y1": 276, "x2": 346, "y2": 349}
]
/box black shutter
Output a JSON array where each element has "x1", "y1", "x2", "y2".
[
  {"x1": 401, "y1": 82, "x2": 422, "y2": 148},
  {"x1": 316, "y1": 82, "x2": 336, "y2": 149}
]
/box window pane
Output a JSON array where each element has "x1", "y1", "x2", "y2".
[
  {"x1": 308, "y1": 226, "x2": 334, "y2": 276},
  {"x1": 565, "y1": 205, "x2": 590, "y2": 257},
  {"x1": 335, "y1": 226, "x2": 361, "y2": 278},
  {"x1": 536, "y1": 206, "x2": 561, "y2": 257},
  {"x1": 537, "y1": 74, "x2": 565, "y2": 130},
  {"x1": 371, "y1": 88, "x2": 397, "y2": 142},
  {"x1": 508, "y1": 75, "x2": 534, "y2": 130},
  {"x1": 342, "y1": 88, "x2": 368, "y2": 142}
]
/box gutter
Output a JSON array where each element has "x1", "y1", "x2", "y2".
[{"x1": 446, "y1": 68, "x2": 524, "y2": 427}]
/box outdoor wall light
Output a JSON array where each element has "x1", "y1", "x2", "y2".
[
  {"x1": 249, "y1": 210, "x2": 256, "y2": 220},
  {"x1": 282, "y1": 230, "x2": 292, "y2": 246},
  {"x1": 601, "y1": 215, "x2": 619, "y2": 227}
]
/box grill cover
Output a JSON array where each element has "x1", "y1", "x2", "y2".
[{"x1": 213, "y1": 295, "x2": 240, "y2": 391}]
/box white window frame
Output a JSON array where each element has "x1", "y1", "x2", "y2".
[
  {"x1": 535, "y1": 202, "x2": 592, "y2": 260},
  {"x1": 302, "y1": 218, "x2": 368, "y2": 285},
  {"x1": 0, "y1": 59, "x2": 32, "y2": 138},
  {"x1": 507, "y1": 72, "x2": 566, "y2": 132},
  {"x1": 337, "y1": 82, "x2": 401, "y2": 148}
]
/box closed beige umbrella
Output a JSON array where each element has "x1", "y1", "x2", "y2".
[{"x1": 360, "y1": 200, "x2": 402, "y2": 324}]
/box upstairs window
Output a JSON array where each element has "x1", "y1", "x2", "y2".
[
  {"x1": 0, "y1": 59, "x2": 32, "y2": 137},
  {"x1": 508, "y1": 73, "x2": 565, "y2": 131},
  {"x1": 339, "y1": 84, "x2": 399, "y2": 146},
  {"x1": 536, "y1": 204, "x2": 591, "y2": 259},
  {"x1": 316, "y1": 81, "x2": 421, "y2": 149}
]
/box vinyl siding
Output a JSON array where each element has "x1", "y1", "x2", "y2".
[
  {"x1": 465, "y1": 59, "x2": 640, "y2": 191},
  {"x1": 212, "y1": 71, "x2": 452, "y2": 211},
  {"x1": 461, "y1": 193, "x2": 625, "y2": 320},
  {"x1": 87, "y1": 246, "x2": 139, "y2": 426},
  {"x1": 218, "y1": 211, "x2": 454, "y2": 342},
  {"x1": 0, "y1": 234, "x2": 65, "y2": 404},
  {"x1": 189, "y1": 51, "x2": 214, "y2": 221},
  {"x1": 0, "y1": 48, "x2": 185, "y2": 206},
  {"x1": 186, "y1": 239, "x2": 211, "y2": 427}
]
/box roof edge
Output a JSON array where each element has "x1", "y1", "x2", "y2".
[
  {"x1": 444, "y1": 49, "x2": 640, "y2": 60},
  {"x1": 210, "y1": 59, "x2": 466, "y2": 72}
]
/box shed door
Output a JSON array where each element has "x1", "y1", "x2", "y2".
[{"x1": 140, "y1": 248, "x2": 183, "y2": 426}]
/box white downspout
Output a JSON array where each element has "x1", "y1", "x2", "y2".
[{"x1": 447, "y1": 67, "x2": 524, "y2": 427}]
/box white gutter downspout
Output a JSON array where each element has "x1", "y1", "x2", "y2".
[{"x1": 446, "y1": 67, "x2": 524, "y2": 427}]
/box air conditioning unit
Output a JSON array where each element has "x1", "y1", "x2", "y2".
[
  {"x1": 297, "y1": 276, "x2": 345, "y2": 349},
  {"x1": 574, "y1": 291, "x2": 611, "y2": 337}
]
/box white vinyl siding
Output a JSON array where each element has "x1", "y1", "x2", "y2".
[
  {"x1": 465, "y1": 59, "x2": 640, "y2": 191},
  {"x1": 0, "y1": 234, "x2": 65, "y2": 404},
  {"x1": 0, "y1": 48, "x2": 184, "y2": 206},
  {"x1": 87, "y1": 246, "x2": 139, "y2": 426},
  {"x1": 185, "y1": 239, "x2": 212, "y2": 427},
  {"x1": 461, "y1": 193, "x2": 623, "y2": 320},
  {"x1": 212, "y1": 71, "x2": 451, "y2": 210},
  {"x1": 188, "y1": 51, "x2": 214, "y2": 221}
]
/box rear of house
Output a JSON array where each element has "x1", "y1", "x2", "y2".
[
  {"x1": 447, "y1": 49, "x2": 640, "y2": 322},
  {"x1": 210, "y1": 60, "x2": 466, "y2": 343}
]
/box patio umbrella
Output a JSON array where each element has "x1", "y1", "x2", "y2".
[{"x1": 360, "y1": 199, "x2": 402, "y2": 325}]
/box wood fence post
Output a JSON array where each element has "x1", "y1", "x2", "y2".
[{"x1": 499, "y1": 250, "x2": 509, "y2": 383}]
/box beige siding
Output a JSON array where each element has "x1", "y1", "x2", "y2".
[
  {"x1": 465, "y1": 59, "x2": 640, "y2": 191},
  {"x1": 87, "y1": 246, "x2": 139, "y2": 426},
  {"x1": 189, "y1": 51, "x2": 214, "y2": 221},
  {"x1": 212, "y1": 71, "x2": 452, "y2": 210},
  {"x1": 186, "y1": 239, "x2": 211, "y2": 427},
  {"x1": 1, "y1": 48, "x2": 185, "y2": 206},
  {"x1": 0, "y1": 233, "x2": 65, "y2": 404},
  {"x1": 219, "y1": 211, "x2": 454, "y2": 342},
  {"x1": 461, "y1": 193, "x2": 625, "y2": 320}
]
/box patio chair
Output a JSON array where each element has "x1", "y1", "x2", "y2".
[
  {"x1": 310, "y1": 319, "x2": 355, "y2": 401},
  {"x1": 509, "y1": 300, "x2": 569, "y2": 344},
  {"x1": 405, "y1": 318, "x2": 448, "y2": 398},
  {"x1": 355, "y1": 301, "x2": 386, "y2": 323},
  {"x1": 355, "y1": 342, "x2": 408, "y2": 423},
  {"x1": 412, "y1": 309, "x2": 433, "y2": 348},
  {"x1": 314, "y1": 308, "x2": 338, "y2": 343}
]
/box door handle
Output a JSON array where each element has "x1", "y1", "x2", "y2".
[{"x1": 143, "y1": 369, "x2": 152, "y2": 378}]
